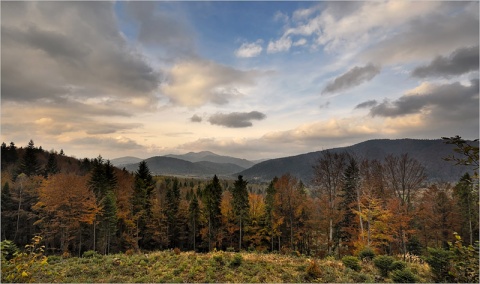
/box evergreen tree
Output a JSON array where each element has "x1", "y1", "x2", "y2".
[
  {"x1": 265, "y1": 177, "x2": 277, "y2": 251},
  {"x1": 19, "y1": 140, "x2": 40, "y2": 177},
  {"x1": 132, "y1": 161, "x2": 155, "y2": 250},
  {"x1": 101, "y1": 191, "x2": 118, "y2": 254},
  {"x1": 165, "y1": 178, "x2": 181, "y2": 247},
  {"x1": 337, "y1": 157, "x2": 360, "y2": 255},
  {"x1": 189, "y1": 193, "x2": 200, "y2": 251},
  {"x1": 7, "y1": 142, "x2": 19, "y2": 164},
  {"x1": 44, "y1": 152, "x2": 59, "y2": 178},
  {"x1": 203, "y1": 175, "x2": 223, "y2": 250},
  {"x1": 453, "y1": 173, "x2": 479, "y2": 245},
  {"x1": 231, "y1": 175, "x2": 250, "y2": 250},
  {"x1": 1, "y1": 182, "x2": 15, "y2": 240}
]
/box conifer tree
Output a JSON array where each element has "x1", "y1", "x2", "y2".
[
  {"x1": 265, "y1": 177, "x2": 277, "y2": 251},
  {"x1": 203, "y1": 175, "x2": 222, "y2": 250},
  {"x1": 44, "y1": 152, "x2": 59, "y2": 178},
  {"x1": 189, "y1": 193, "x2": 200, "y2": 251},
  {"x1": 132, "y1": 161, "x2": 155, "y2": 250},
  {"x1": 19, "y1": 140, "x2": 40, "y2": 177},
  {"x1": 165, "y1": 178, "x2": 181, "y2": 247},
  {"x1": 453, "y1": 173, "x2": 479, "y2": 245},
  {"x1": 231, "y1": 175, "x2": 249, "y2": 250}
]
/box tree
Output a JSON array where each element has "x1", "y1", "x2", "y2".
[
  {"x1": 453, "y1": 173, "x2": 479, "y2": 245},
  {"x1": 188, "y1": 193, "x2": 200, "y2": 251},
  {"x1": 43, "y1": 152, "x2": 59, "y2": 178},
  {"x1": 265, "y1": 177, "x2": 278, "y2": 252},
  {"x1": 442, "y1": 136, "x2": 479, "y2": 178},
  {"x1": 19, "y1": 140, "x2": 40, "y2": 177},
  {"x1": 131, "y1": 161, "x2": 155, "y2": 250},
  {"x1": 383, "y1": 153, "x2": 426, "y2": 210},
  {"x1": 202, "y1": 175, "x2": 222, "y2": 251},
  {"x1": 231, "y1": 175, "x2": 250, "y2": 250},
  {"x1": 165, "y1": 178, "x2": 181, "y2": 247},
  {"x1": 312, "y1": 151, "x2": 348, "y2": 255}
]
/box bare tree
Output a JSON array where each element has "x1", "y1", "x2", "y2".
[
  {"x1": 312, "y1": 151, "x2": 348, "y2": 255},
  {"x1": 382, "y1": 153, "x2": 426, "y2": 210}
]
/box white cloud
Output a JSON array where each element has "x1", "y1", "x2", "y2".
[
  {"x1": 235, "y1": 40, "x2": 263, "y2": 58},
  {"x1": 293, "y1": 38, "x2": 307, "y2": 47},
  {"x1": 162, "y1": 58, "x2": 260, "y2": 107},
  {"x1": 267, "y1": 36, "x2": 292, "y2": 53}
]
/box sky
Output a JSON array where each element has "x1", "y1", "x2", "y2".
[{"x1": 1, "y1": 1, "x2": 479, "y2": 161}]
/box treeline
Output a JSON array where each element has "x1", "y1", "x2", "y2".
[{"x1": 1, "y1": 139, "x2": 478, "y2": 259}]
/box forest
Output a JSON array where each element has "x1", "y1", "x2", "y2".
[{"x1": 1, "y1": 138, "x2": 479, "y2": 282}]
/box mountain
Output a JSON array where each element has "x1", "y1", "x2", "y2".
[
  {"x1": 238, "y1": 139, "x2": 475, "y2": 183},
  {"x1": 110, "y1": 156, "x2": 143, "y2": 167},
  {"x1": 165, "y1": 151, "x2": 255, "y2": 169},
  {"x1": 123, "y1": 156, "x2": 246, "y2": 177}
]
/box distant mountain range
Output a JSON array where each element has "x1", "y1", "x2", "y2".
[
  {"x1": 113, "y1": 139, "x2": 476, "y2": 183},
  {"x1": 238, "y1": 139, "x2": 474, "y2": 183}
]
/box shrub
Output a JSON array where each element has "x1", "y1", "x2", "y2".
[
  {"x1": 391, "y1": 268, "x2": 417, "y2": 283},
  {"x1": 47, "y1": 255, "x2": 62, "y2": 264},
  {"x1": 82, "y1": 250, "x2": 100, "y2": 258},
  {"x1": 390, "y1": 260, "x2": 407, "y2": 271},
  {"x1": 425, "y1": 247, "x2": 453, "y2": 282},
  {"x1": 373, "y1": 255, "x2": 395, "y2": 277},
  {"x1": 342, "y1": 256, "x2": 361, "y2": 271},
  {"x1": 230, "y1": 253, "x2": 243, "y2": 267},
  {"x1": 1, "y1": 240, "x2": 19, "y2": 261},
  {"x1": 173, "y1": 247, "x2": 181, "y2": 255},
  {"x1": 358, "y1": 247, "x2": 375, "y2": 261},
  {"x1": 448, "y1": 233, "x2": 479, "y2": 283},
  {"x1": 305, "y1": 259, "x2": 322, "y2": 280}
]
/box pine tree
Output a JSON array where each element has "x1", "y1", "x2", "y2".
[
  {"x1": 189, "y1": 193, "x2": 200, "y2": 251},
  {"x1": 231, "y1": 175, "x2": 249, "y2": 250},
  {"x1": 19, "y1": 140, "x2": 40, "y2": 177},
  {"x1": 44, "y1": 152, "x2": 59, "y2": 178},
  {"x1": 203, "y1": 175, "x2": 222, "y2": 251},
  {"x1": 165, "y1": 178, "x2": 181, "y2": 247},
  {"x1": 101, "y1": 191, "x2": 118, "y2": 254},
  {"x1": 265, "y1": 177, "x2": 277, "y2": 252},
  {"x1": 453, "y1": 173, "x2": 479, "y2": 246},
  {"x1": 132, "y1": 161, "x2": 155, "y2": 250}
]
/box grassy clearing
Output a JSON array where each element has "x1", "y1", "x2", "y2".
[{"x1": 17, "y1": 250, "x2": 432, "y2": 283}]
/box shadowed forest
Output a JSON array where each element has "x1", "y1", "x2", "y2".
[{"x1": 1, "y1": 137, "x2": 478, "y2": 283}]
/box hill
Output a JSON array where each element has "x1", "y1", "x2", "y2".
[
  {"x1": 238, "y1": 139, "x2": 474, "y2": 183},
  {"x1": 110, "y1": 156, "x2": 143, "y2": 167},
  {"x1": 124, "y1": 156, "x2": 245, "y2": 177},
  {"x1": 166, "y1": 151, "x2": 255, "y2": 169}
]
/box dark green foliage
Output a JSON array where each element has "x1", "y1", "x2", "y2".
[
  {"x1": 101, "y1": 191, "x2": 118, "y2": 254},
  {"x1": 1, "y1": 240, "x2": 19, "y2": 261},
  {"x1": 342, "y1": 255, "x2": 361, "y2": 271},
  {"x1": 19, "y1": 140, "x2": 40, "y2": 177},
  {"x1": 188, "y1": 193, "x2": 200, "y2": 251},
  {"x1": 203, "y1": 175, "x2": 223, "y2": 250},
  {"x1": 165, "y1": 178, "x2": 181, "y2": 247},
  {"x1": 231, "y1": 175, "x2": 250, "y2": 250},
  {"x1": 373, "y1": 255, "x2": 395, "y2": 277},
  {"x1": 229, "y1": 253, "x2": 243, "y2": 267},
  {"x1": 448, "y1": 233, "x2": 479, "y2": 283},
  {"x1": 88, "y1": 156, "x2": 117, "y2": 199},
  {"x1": 453, "y1": 173, "x2": 479, "y2": 246},
  {"x1": 358, "y1": 247, "x2": 375, "y2": 261},
  {"x1": 406, "y1": 235, "x2": 423, "y2": 255},
  {"x1": 82, "y1": 250, "x2": 101, "y2": 258},
  {"x1": 425, "y1": 247, "x2": 453, "y2": 282},
  {"x1": 265, "y1": 177, "x2": 277, "y2": 251},
  {"x1": 390, "y1": 260, "x2": 407, "y2": 271},
  {"x1": 43, "y1": 152, "x2": 59, "y2": 178},
  {"x1": 391, "y1": 269, "x2": 417, "y2": 283},
  {"x1": 338, "y1": 158, "x2": 359, "y2": 247},
  {"x1": 132, "y1": 161, "x2": 155, "y2": 249}
]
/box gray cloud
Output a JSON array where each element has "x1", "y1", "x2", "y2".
[
  {"x1": 411, "y1": 45, "x2": 479, "y2": 78},
  {"x1": 1, "y1": 1, "x2": 161, "y2": 105},
  {"x1": 85, "y1": 123, "x2": 143, "y2": 135},
  {"x1": 322, "y1": 64, "x2": 381, "y2": 94},
  {"x1": 370, "y1": 79, "x2": 479, "y2": 118},
  {"x1": 208, "y1": 111, "x2": 266, "y2": 128},
  {"x1": 190, "y1": 114, "x2": 203, "y2": 123},
  {"x1": 125, "y1": 1, "x2": 194, "y2": 57},
  {"x1": 362, "y1": 4, "x2": 479, "y2": 65},
  {"x1": 355, "y1": 100, "x2": 378, "y2": 109}
]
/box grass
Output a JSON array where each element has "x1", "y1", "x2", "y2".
[{"x1": 18, "y1": 250, "x2": 432, "y2": 283}]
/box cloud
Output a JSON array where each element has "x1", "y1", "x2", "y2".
[
  {"x1": 355, "y1": 100, "x2": 378, "y2": 109},
  {"x1": 322, "y1": 64, "x2": 380, "y2": 94},
  {"x1": 267, "y1": 36, "x2": 292, "y2": 53},
  {"x1": 411, "y1": 45, "x2": 479, "y2": 78},
  {"x1": 162, "y1": 58, "x2": 260, "y2": 107},
  {"x1": 361, "y1": 3, "x2": 479, "y2": 65},
  {"x1": 124, "y1": 1, "x2": 194, "y2": 56},
  {"x1": 1, "y1": 1, "x2": 161, "y2": 106},
  {"x1": 370, "y1": 79, "x2": 479, "y2": 118},
  {"x1": 190, "y1": 114, "x2": 202, "y2": 123},
  {"x1": 208, "y1": 111, "x2": 266, "y2": 128},
  {"x1": 235, "y1": 40, "x2": 263, "y2": 58}
]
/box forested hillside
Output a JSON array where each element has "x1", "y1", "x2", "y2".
[{"x1": 1, "y1": 138, "x2": 478, "y2": 283}]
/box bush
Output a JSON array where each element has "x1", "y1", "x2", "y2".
[
  {"x1": 0, "y1": 240, "x2": 19, "y2": 261},
  {"x1": 230, "y1": 253, "x2": 243, "y2": 267},
  {"x1": 425, "y1": 247, "x2": 453, "y2": 282},
  {"x1": 305, "y1": 260, "x2": 322, "y2": 280},
  {"x1": 391, "y1": 268, "x2": 417, "y2": 283},
  {"x1": 390, "y1": 260, "x2": 407, "y2": 271},
  {"x1": 373, "y1": 255, "x2": 395, "y2": 277},
  {"x1": 82, "y1": 250, "x2": 101, "y2": 258},
  {"x1": 448, "y1": 233, "x2": 479, "y2": 283},
  {"x1": 342, "y1": 256, "x2": 361, "y2": 271},
  {"x1": 358, "y1": 247, "x2": 375, "y2": 261}
]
